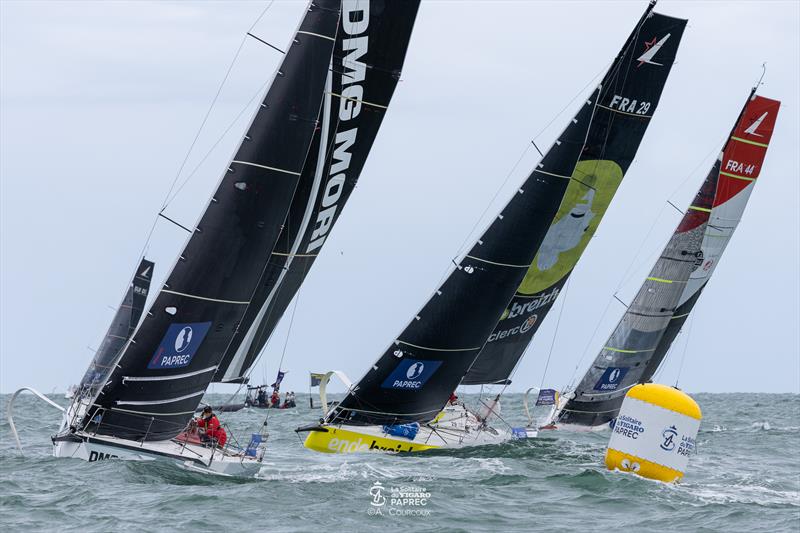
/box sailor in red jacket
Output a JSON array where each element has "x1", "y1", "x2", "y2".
[{"x1": 197, "y1": 406, "x2": 227, "y2": 448}]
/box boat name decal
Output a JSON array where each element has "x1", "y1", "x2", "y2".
[
  {"x1": 307, "y1": 0, "x2": 370, "y2": 253},
  {"x1": 609, "y1": 95, "x2": 651, "y2": 115},
  {"x1": 505, "y1": 287, "x2": 561, "y2": 320},
  {"x1": 487, "y1": 314, "x2": 538, "y2": 343}
]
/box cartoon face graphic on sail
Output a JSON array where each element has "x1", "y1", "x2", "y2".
[
  {"x1": 517, "y1": 159, "x2": 624, "y2": 295},
  {"x1": 536, "y1": 189, "x2": 596, "y2": 271}
]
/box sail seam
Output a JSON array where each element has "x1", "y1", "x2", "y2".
[
  {"x1": 688, "y1": 205, "x2": 712, "y2": 213},
  {"x1": 230, "y1": 160, "x2": 301, "y2": 176},
  {"x1": 271, "y1": 252, "x2": 318, "y2": 258},
  {"x1": 533, "y1": 169, "x2": 571, "y2": 180},
  {"x1": 161, "y1": 289, "x2": 250, "y2": 305},
  {"x1": 397, "y1": 340, "x2": 481, "y2": 352},
  {"x1": 645, "y1": 276, "x2": 686, "y2": 284},
  {"x1": 122, "y1": 366, "x2": 218, "y2": 383},
  {"x1": 115, "y1": 390, "x2": 205, "y2": 406},
  {"x1": 110, "y1": 407, "x2": 199, "y2": 417},
  {"x1": 297, "y1": 30, "x2": 336, "y2": 42},
  {"x1": 602, "y1": 346, "x2": 655, "y2": 354},
  {"x1": 464, "y1": 255, "x2": 530, "y2": 268},
  {"x1": 730, "y1": 136, "x2": 768, "y2": 148},
  {"x1": 719, "y1": 170, "x2": 756, "y2": 182},
  {"x1": 327, "y1": 91, "x2": 388, "y2": 109}
]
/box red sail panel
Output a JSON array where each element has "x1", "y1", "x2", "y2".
[{"x1": 715, "y1": 95, "x2": 780, "y2": 207}]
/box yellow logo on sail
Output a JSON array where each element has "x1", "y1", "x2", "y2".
[{"x1": 517, "y1": 159, "x2": 624, "y2": 295}]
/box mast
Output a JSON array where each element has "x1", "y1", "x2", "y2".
[
  {"x1": 80, "y1": 1, "x2": 341, "y2": 441},
  {"x1": 462, "y1": 4, "x2": 687, "y2": 385},
  {"x1": 329, "y1": 3, "x2": 686, "y2": 427},
  {"x1": 558, "y1": 90, "x2": 780, "y2": 426},
  {"x1": 214, "y1": 0, "x2": 422, "y2": 383}
]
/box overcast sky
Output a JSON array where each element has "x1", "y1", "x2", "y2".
[{"x1": 1, "y1": 1, "x2": 798, "y2": 397}]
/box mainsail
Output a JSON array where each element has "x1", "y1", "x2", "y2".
[
  {"x1": 329, "y1": 3, "x2": 685, "y2": 427},
  {"x1": 80, "y1": 1, "x2": 341, "y2": 441},
  {"x1": 78, "y1": 258, "x2": 154, "y2": 399},
  {"x1": 557, "y1": 90, "x2": 780, "y2": 426},
  {"x1": 462, "y1": 5, "x2": 687, "y2": 385},
  {"x1": 215, "y1": 0, "x2": 421, "y2": 383}
]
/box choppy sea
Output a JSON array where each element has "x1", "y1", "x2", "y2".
[{"x1": 1, "y1": 392, "x2": 798, "y2": 532}]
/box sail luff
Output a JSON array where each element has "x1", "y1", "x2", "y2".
[
  {"x1": 83, "y1": 1, "x2": 341, "y2": 441},
  {"x1": 461, "y1": 7, "x2": 688, "y2": 385}
]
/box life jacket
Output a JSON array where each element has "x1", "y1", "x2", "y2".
[{"x1": 197, "y1": 415, "x2": 227, "y2": 447}]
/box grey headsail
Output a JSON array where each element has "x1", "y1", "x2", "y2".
[
  {"x1": 328, "y1": 3, "x2": 684, "y2": 427},
  {"x1": 462, "y1": 4, "x2": 687, "y2": 385},
  {"x1": 79, "y1": 1, "x2": 341, "y2": 441},
  {"x1": 214, "y1": 0, "x2": 421, "y2": 383},
  {"x1": 556, "y1": 90, "x2": 780, "y2": 427},
  {"x1": 77, "y1": 258, "x2": 154, "y2": 399}
]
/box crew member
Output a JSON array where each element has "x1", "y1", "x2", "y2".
[
  {"x1": 270, "y1": 390, "x2": 281, "y2": 408},
  {"x1": 196, "y1": 406, "x2": 227, "y2": 447}
]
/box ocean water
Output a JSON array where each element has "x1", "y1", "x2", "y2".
[{"x1": 1, "y1": 392, "x2": 798, "y2": 532}]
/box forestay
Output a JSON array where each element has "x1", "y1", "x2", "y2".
[
  {"x1": 80, "y1": 1, "x2": 341, "y2": 441},
  {"x1": 463, "y1": 4, "x2": 687, "y2": 385},
  {"x1": 557, "y1": 90, "x2": 780, "y2": 426},
  {"x1": 215, "y1": 0, "x2": 421, "y2": 383}
]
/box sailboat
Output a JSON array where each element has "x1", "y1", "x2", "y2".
[
  {"x1": 298, "y1": 1, "x2": 687, "y2": 454},
  {"x1": 540, "y1": 89, "x2": 780, "y2": 430},
  {"x1": 8, "y1": 0, "x2": 420, "y2": 476}
]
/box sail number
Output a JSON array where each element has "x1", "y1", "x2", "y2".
[{"x1": 609, "y1": 95, "x2": 651, "y2": 115}]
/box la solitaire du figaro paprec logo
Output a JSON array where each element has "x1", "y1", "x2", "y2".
[{"x1": 367, "y1": 481, "x2": 432, "y2": 517}]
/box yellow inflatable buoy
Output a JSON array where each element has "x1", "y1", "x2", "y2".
[{"x1": 605, "y1": 383, "x2": 702, "y2": 483}]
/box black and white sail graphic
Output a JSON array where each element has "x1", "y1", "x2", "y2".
[
  {"x1": 82, "y1": 1, "x2": 341, "y2": 441},
  {"x1": 215, "y1": 0, "x2": 421, "y2": 383},
  {"x1": 78, "y1": 258, "x2": 153, "y2": 399},
  {"x1": 462, "y1": 5, "x2": 687, "y2": 385},
  {"x1": 557, "y1": 91, "x2": 780, "y2": 426}
]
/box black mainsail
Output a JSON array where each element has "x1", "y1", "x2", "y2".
[
  {"x1": 462, "y1": 5, "x2": 687, "y2": 385},
  {"x1": 81, "y1": 1, "x2": 341, "y2": 441},
  {"x1": 215, "y1": 0, "x2": 421, "y2": 383},
  {"x1": 329, "y1": 2, "x2": 685, "y2": 427},
  {"x1": 557, "y1": 90, "x2": 780, "y2": 426}
]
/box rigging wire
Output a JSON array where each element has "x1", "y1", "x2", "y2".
[
  {"x1": 160, "y1": 0, "x2": 276, "y2": 212},
  {"x1": 448, "y1": 62, "x2": 612, "y2": 267},
  {"x1": 538, "y1": 276, "x2": 572, "y2": 391},
  {"x1": 673, "y1": 315, "x2": 694, "y2": 388},
  {"x1": 130, "y1": 1, "x2": 277, "y2": 277}
]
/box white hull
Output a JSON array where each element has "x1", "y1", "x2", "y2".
[{"x1": 53, "y1": 432, "x2": 264, "y2": 477}]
